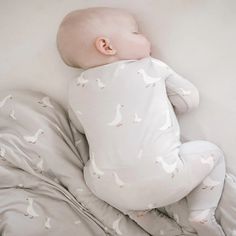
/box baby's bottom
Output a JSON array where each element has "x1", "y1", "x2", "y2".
[
  {"x1": 127, "y1": 140, "x2": 226, "y2": 236},
  {"x1": 85, "y1": 140, "x2": 226, "y2": 236},
  {"x1": 179, "y1": 140, "x2": 226, "y2": 236}
]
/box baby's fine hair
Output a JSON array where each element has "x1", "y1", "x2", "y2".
[{"x1": 56, "y1": 7, "x2": 132, "y2": 68}]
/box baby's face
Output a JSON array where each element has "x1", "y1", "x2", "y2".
[{"x1": 108, "y1": 15, "x2": 151, "y2": 60}]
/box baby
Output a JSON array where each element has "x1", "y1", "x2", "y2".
[{"x1": 57, "y1": 7, "x2": 226, "y2": 236}]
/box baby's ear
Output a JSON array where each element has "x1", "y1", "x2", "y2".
[{"x1": 95, "y1": 36, "x2": 117, "y2": 56}]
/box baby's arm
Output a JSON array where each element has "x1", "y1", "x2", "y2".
[
  {"x1": 165, "y1": 67, "x2": 200, "y2": 115},
  {"x1": 68, "y1": 104, "x2": 85, "y2": 134}
]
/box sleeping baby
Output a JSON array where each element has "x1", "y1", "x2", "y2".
[{"x1": 57, "y1": 7, "x2": 226, "y2": 236}]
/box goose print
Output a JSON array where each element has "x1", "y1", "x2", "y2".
[
  {"x1": 36, "y1": 158, "x2": 44, "y2": 173},
  {"x1": 189, "y1": 208, "x2": 210, "y2": 224},
  {"x1": 159, "y1": 110, "x2": 172, "y2": 131},
  {"x1": 114, "y1": 64, "x2": 126, "y2": 77},
  {"x1": 201, "y1": 176, "x2": 221, "y2": 190},
  {"x1": 0, "y1": 147, "x2": 6, "y2": 161},
  {"x1": 200, "y1": 155, "x2": 215, "y2": 170},
  {"x1": 0, "y1": 147, "x2": 6, "y2": 157},
  {"x1": 90, "y1": 152, "x2": 104, "y2": 178},
  {"x1": 76, "y1": 187, "x2": 84, "y2": 193},
  {"x1": 9, "y1": 109, "x2": 16, "y2": 120},
  {"x1": 133, "y1": 112, "x2": 142, "y2": 123},
  {"x1": 137, "y1": 69, "x2": 161, "y2": 87},
  {"x1": 38, "y1": 96, "x2": 54, "y2": 108},
  {"x1": 96, "y1": 78, "x2": 106, "y2": 89},
  {"x1": 0, "y1": 94, "x2": 13, "y2": 108},
  {"x1": 112, "y1": 215, "x2": 123, "y2": 235},
  {"x1": 112, "y1": 171, "x2": 125, "y2": 188},
  {"x1": 225, "y1": 173, "x2": 236, "y2": 184},
  {"x1": 45, "y1": 217, "x2": 51, "y2": 229},
  {"x1": 23, "y1": 129, "x2": 44, "y2": 144},
  {"x1": 107, "y1": 104, "x2": 124, "y2": 127},
  {"x1": 76, "y1": 72, "x2": 88, "y2": 87},
  {"x1": 24, "y1": 197, "x2": 39, "y2": 218},
  {"x1": 155, "y1": 156, "x2": 178, "y2": 174}
]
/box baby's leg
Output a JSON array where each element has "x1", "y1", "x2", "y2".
[{"x1": 179, "y1": 140, "x2": 226, "y2": 236}]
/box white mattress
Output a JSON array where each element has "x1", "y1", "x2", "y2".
[{"x1": 0, "y1": 0, "x2": 236, "y2": 174}]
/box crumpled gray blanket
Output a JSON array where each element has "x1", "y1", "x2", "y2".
[{"x1": 0, "y1": 89, "x2": 235, "y2": 236}]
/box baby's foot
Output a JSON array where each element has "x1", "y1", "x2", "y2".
[{"x1": 188, "y1": 207, "x2": 225, "y2": 236}]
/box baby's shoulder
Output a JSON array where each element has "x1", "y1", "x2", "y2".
[
  {"x1": 139, "y1": 57, "x2": 170, "y2": 78},
  {"x1": 148, "y1": 57, "x2": 169, "y2": 69}
]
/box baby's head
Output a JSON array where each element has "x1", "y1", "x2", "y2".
[{"x1": 56, "y1": 7, "x2": 151, "y2": 69}]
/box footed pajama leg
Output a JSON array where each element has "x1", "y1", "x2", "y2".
[{"x1": 179, "y1": 140, "x2": 226, "y2": 236}]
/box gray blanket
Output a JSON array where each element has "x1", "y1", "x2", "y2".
[{"x1": 0, "y1": 90, "x2": 235, "y2": 236}]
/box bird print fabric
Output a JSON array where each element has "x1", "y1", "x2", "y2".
[
  {"x1": 68, "y1": 57, "x2": 181, "y2": 209},
  {"x1": 68, "y1": 55, "x2": 226, "y2": 228},
  {"x1": 0, "y1": 89, "x2": 229, "y2": 236}
]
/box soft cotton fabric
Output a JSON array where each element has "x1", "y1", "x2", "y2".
[{"x1": 68, "y1": 57, "x2": 226, "y2": 235}]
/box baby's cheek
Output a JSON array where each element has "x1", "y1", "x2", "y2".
[
  {"x1": 142, "y1": 37, "x2": 151, "y2": 50},
  {"x1": 136, "y1": 38, "x2": 151, "y2": 56}
]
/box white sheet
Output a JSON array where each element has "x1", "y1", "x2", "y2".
[{"x1": 0, "y1": 0, "x2": 235, "y2": 174}]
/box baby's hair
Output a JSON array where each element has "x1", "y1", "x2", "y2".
[{"x1": 56, "y1": 7, "x2": 134, "y2": 68}]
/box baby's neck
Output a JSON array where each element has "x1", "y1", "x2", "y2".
[{"x1": 81, "y1": 54, "x2": 121, "y2": 70}]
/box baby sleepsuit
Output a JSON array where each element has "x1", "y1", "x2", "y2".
[{"x1": 68, "y1": 56, "x2": 226, "y2": 236}]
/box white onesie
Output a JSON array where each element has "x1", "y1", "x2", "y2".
[{"x1": 68, "y1": 56, "x2": 201, "y2": 211}]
